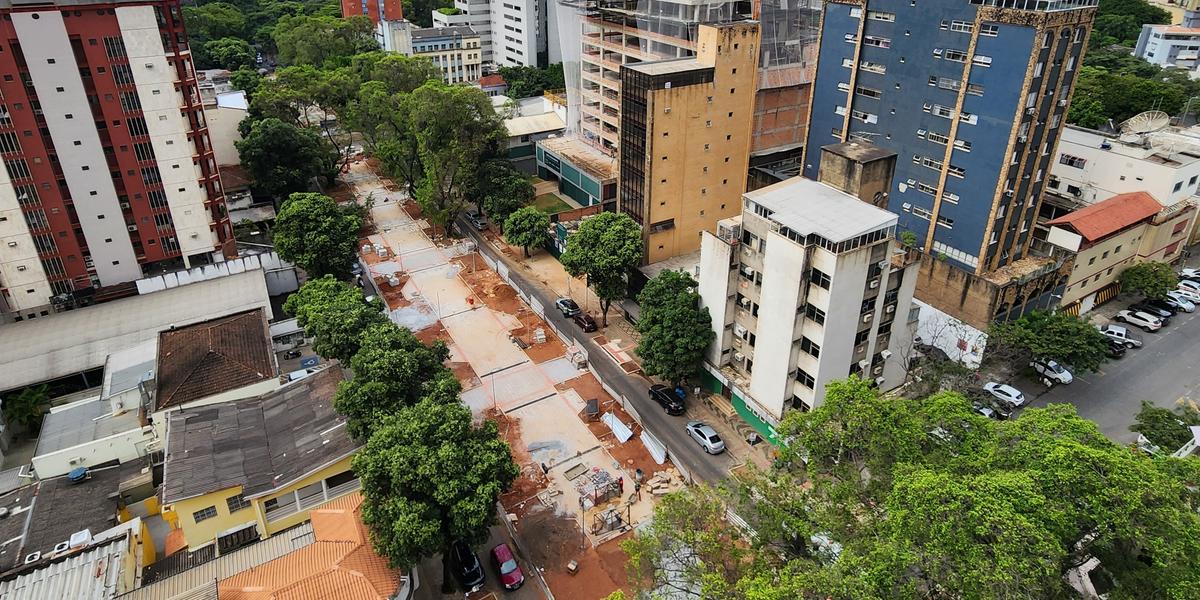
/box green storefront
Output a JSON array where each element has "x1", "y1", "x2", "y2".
[
  {"x1": 700, "y1": 366, "x2": 781, "y2": 446},
  {"x1": 535, "y1": 142, "x2": 614, "y2": 208}
]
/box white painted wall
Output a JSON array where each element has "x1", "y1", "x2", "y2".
[
  {"x1": 750, "y1": 230, "x2": 806, "y2": 418},
  {"x1": 491, "y1": 0, "x2": 540, "y2": 67},
  {"x1": 205, "y1": 95, "x2": 247, "y2": 167},
  {"x1": 914, "y1": 298, "x2": 988, "y2": 369},
  {"x1": 13, "y1": 11, "x2": 141, "y2": 285},
  {"x1": 117, "y1": 6, "x2": 217, "y2": 264},
  {"x1": 697, "y1": 230, "x2": 734, "y2": 366},
  {"x1": 32, "y1": 424, "x2": 155, "y2": 478},
  {"x1": 0, "y1": 155, "x2": 52, "y2": 312},
  {"x1": 1052, "y1": 127, "x2": 1200, "y2": 207}
]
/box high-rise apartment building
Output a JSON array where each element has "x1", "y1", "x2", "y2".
[
  {"x1": 0, "y1": 0, "x2": 233, "y2": 320},
  {"x1": 434, "y1": 0, "x2": 547, "y2": 68},
  {"x1": 617, "y1": 22, "x2": 758, "y2": 264},
  {"x1": 804, "y1": 0, "x2": 1096, "y2": 275},
  {"x1": 697, "y1": 176, "x2": 919, "y2": 419}
]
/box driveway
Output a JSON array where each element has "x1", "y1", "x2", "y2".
[
  {"x1": 413, "y1": 525, "x2": 547, "y2": 600},
  {"x1": 1018, "y1": 305, "x2": 1200, "y2": 443},
  {"x1": 459, "y1": 221, "x2": 737, "y2": 483}
]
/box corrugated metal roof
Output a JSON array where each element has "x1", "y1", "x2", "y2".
[
  {"x1": 0, "y1": 538, "x2": 125, "y2": 600},
  {"x1": 117, "y1": 523, "x2": 314, "y2": 600}
]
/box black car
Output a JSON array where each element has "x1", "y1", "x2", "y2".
[
  {"x1": 1145, "y1": 298, "x2": 1180, "y2": 315},
  {"x1": 1107, "y1": 339, "x2": 1127, "y2": 359},
  {"x1": 649, "y1": 384, "x2": 685, "y2": 416},
  {"x1": 1130, "y1": 302, "x2": 1173, "y2": 321},
  {"x1": 572, "y1": 312, "x2": 598, "y2": 332},
  {"x1": 451, "y1": 540, "x2": 485, "y2": 593}
]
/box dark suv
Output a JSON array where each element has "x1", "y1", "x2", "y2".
[
  {"x1": 451, "y1": 540, "x2": 485, "y2": 593},
  {"x1": 650, "y1": 384, "x2": 684, "y2": 416}
]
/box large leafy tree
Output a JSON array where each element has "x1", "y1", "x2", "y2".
[
  {"x1": 283, "y1": 276, "x2": 388, "y2": 363},
  {"x1": 988, "y1": 310, "x2": 1110, "y2": 372},
  {"x1": 496, "y1": 64, "x2": 565, "y2": 98},
  {"x1": 235, "y1": 118, "x2": 331, "y2": 200},
  {"x1": 635, "y1": 271, "x2": 713, "y2": 385},
  {"x1": 334, "y1": 322, "x2": 459, "y2": 440},
  {"x1": 355, "y1": 400, "x2": 518, "y2": 589},
  {"x1": 273, "y1": 192, "x2": 362, "y2": 279},
  {"x1": 350, "y1": 52, "x2": 441, "y2": 95},
  {"x1": 1131, "y1": 400, "x2": 1200, "y2": 451},
  {"x1": 1091, "y1": 0, "x2": 1170, "y2": 47},
  {"x1": 408, "y1": 82, "x2": 506, "y2": 233},
  {"x1": 204, "y1": 37, "x2": 256, "y2": 70},
  {"x1": 402, "y1": 0, "x2": 453, "y2": 27},
  {"x1": 560, "y1": 212, "x2": 643, "y2": 326},
  {"x1": 474, "y1": 159, "x2": 534, "y2": 226},
  {"x1": 502, "y1": 207, "x2": 549, "y2": 257},
  {"x1": 1120, "y1": 260, "x2": 1179, "y2": 299},
  {"x1": 272, "y1": 14, "x2": 377, "y2": 67},
  {"x1": 2, "y1": 384, "x2": 50, "y2": 433}
]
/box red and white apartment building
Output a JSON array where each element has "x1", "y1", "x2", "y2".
[{"x1": 0, "y1": 0, "x2": 233, "y2": 320}]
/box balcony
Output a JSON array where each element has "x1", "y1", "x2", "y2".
[{"x1": 264, "y1": 476, "x2": 361, "y2": 524}]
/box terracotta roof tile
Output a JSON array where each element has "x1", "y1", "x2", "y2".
[
  {"x1": 217, "y1": 493, "x2": 401, "y2": 600},
  {"x1": 155, "y1": 308, "x2": 276, "y2": 411},
  {"x1": 479, "y1": 74, "x2": 506, "y2": 87},
  {"x1": 1045, "y1": 191, "x2": 1163, "y2": 242}
]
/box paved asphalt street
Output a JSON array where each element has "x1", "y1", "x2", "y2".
[
  {"x1": 459, "y1": 222, "x2": 736, "y2": 484},
  {"x1": 1019, "y1": 304, "x2": 1200, "y2": 444}
]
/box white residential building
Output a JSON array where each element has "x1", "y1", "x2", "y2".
[
  {"x1": 436, "y1": 0, "x2": 546, "y2": 69},
  {"x1": 1135, "y1": 24, "x2": 1200, "y2": 76},
  {"x1": 697, "y1": 177, "x2": 919, "y2": 423},
  {"x1": 380, "y1": 24, "x2": 484, "y2": 84}
]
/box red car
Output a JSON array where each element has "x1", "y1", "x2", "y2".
[{"x1": 490, "y1": 542, "x2": 525, "y2": 590}]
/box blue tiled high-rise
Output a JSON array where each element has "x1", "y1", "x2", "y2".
[{"x1": 804, "y1": 0, "x2": 1097, "y2": 275}]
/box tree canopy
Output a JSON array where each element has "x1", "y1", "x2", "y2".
[
  {"x1": 503, "y1": 207, "x2": 549, "y2": 257},
  {"x1": 620, "y1": 377, "x2": 1200, "y2": 599},
  {"x1": 334, "y1": 322, "x2": 459, "y2": 440},
  {"x1": 635, "y1": 270, "x2": 714, "y2": 385},
  {"x1": 354, "y1": 399, "x2": 519, "y2": 569},
  {"x1": 497, "y1": 64, "x2": 566, "y2": 98},
  {"x1": 1131, "y1": 400, "x2": 1200, "y2": 451},
  {"x1": 273, "y1": 192, "x2": 362, "y2": 279},
  {"x1": 235, "y1": 118, "x2": 332, "y2": 200},
  {"x1": 409, "y1": 82, "x2": 507, "y2": 232},
  {"x1": 283, "y1": 276, "x2": 388, "y2": 363},
  {"x1": 1091, "y1": 0, "x2": 1170, "y2": 48},
  {"x1": 1119, "y1": 260, "x2": 1178, "y2": 299},
  {"x1": 204, "y1": 37, "x2": 256, "y2": 70},
  {"x1": 474, "y1": 159, "x2": 535, "y2": 226},
  {"x1": 989, "y1": 309, "x2": 1110, "y2": 372},
  {"x1": 560, "y1": 212, "x2": 643, "y2": 326},
  {"x1": 272, "y1": 14, "x2": 377, "y2": 67}
]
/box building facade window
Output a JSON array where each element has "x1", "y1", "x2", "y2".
[
  {"x1": 226, "y1": 494, "x2": 251, "y2": 513},
  {"x1": 193, "y1": 506, "x2": 218, "y2": 523}
]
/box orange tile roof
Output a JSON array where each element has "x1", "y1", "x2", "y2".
[
  {"x1": 479, "y1": 74, "x2": 506, "y2": 87},
  {"x1": 217, "y1": 493, "x2": 400, "y2": 600},
  {"x1": 1045, "y1": 191, "x2": 1163, "y2": 242}
]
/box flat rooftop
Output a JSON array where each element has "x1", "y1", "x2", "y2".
[
  {"x1": 821, "y1": 140, "x2": 897, "y2": 163},
  {"x1": 34, "y1": 397, "x2": 143, "y2": 458},
  {"x1": 744, "y1": 177, "x2": 897, "y2": 243},
  {"x1": 537, "y1": 135, "x2": 617, "y2": 181},
  {"x1": 626, "y1": 57, "x2": 705, "y2": 76},
  {"x1": 0, "y1": 269, "x2": 271, "y2": 394},
  {"x1": 101, "y1": 340, "x2": 156, "y2": 402}
]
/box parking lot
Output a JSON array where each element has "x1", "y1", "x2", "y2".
[{"x1": 1016, "y1": 295, "x2": 1200, "y2": 443}]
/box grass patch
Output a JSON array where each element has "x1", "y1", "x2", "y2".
[{"x1": 533, "y1": 193, "x2": 572, "y2": 214}]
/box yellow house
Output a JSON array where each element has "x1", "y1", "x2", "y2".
[
  {"x1": 1046, "y1": 191, "x2": 1195, "y2": 314},
  {"x1": 161, "y1": 368, "x2": 361, "y2": 551}
]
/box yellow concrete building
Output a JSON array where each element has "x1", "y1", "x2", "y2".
[
  {"x1": 618, "y1": 22, "x2": 760, "y2": 264},
  {"x1": 161, "y1": 368, "x2": 361, "y2": 551},
  {"x1": 1046, "y1": 191, "x2": 1195, "y2": 314}
]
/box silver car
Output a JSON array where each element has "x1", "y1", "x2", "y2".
[{"x1": 685, "y1": 421, "x2": 726, "y2": 454}]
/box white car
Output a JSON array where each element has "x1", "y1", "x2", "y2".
[
  {"x1": 983, "y1": 382, "x2": 1027, "y2": 408},
  {"x1": 1180, "y1": 268, "x2": 1200, "y2": 279},
  {"x1": 1030, "y1": 359, "x2": 1073, "y2": 384},
  {"x1": 1179, "y1": 279, "x2": 1200, "y2": 294},
  {"x1": 1164, "y1": 294, "x2": 1197, "y2": 313},
  {"x1": 1169, "y1": 288, "x2": 1200, "y2": 304},
  {"x1": 1115, "y1": 310, "x2": 1163, "y2": 331}
]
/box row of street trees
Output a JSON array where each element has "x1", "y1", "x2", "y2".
[
  {"x1": 284, "y1": 277, "x2": 518, "y2": 591},
  {"x1": 613, "y1": 377, "x2": 1200, "y2": 599}
]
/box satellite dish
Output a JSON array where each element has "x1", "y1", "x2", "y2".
[
  {"x1": 1120, "y1": 110, "x2": 1170, "y2": 135},
  {"x1": 1118, "y1": 132, "x2": 1142, "y2": 144}
]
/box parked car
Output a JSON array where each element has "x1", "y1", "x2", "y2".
[
  {"x1": 685, "y1": 421, "x2": 726, "y2": 454},
  {"x1": 1030, "y1": 359, "x2": 1073, "y2": 384},
  {"x1": 572, "y1": 312, "x2": 598, "y2": 332},
  {"x1": 490, "y1": 543, "x2": 525, "y2": 591},
  {"x1": 1169, "y1": 287, "x2": 1200, "y2": 304},
  {"x1": 467, "y1": 211, "x2": 488, "y2": 230},
  {"x1": 1098, "y1": 323, "x2": 1143, "y2": 348},
  {"x1": 974, "y1": 404, "x2": 997, "y2": 419},
  {"x1": 1107, "y1": 339, "x2": 1128, "y2": 358},
  {"x1": 1179, "y1": 279, "x2": 1200, "y2": 294},
  {"x1": 555, "y1": 297, "x2": 581, "y2": 317},
  {"x1": 283, "y1": 349, "x2": 302, "y2": 360},
  {"x1": 1114, "y1": 309, "x2": 1163, "y2": 331},
  {"x1": 1181, "y1": 267, "x2": 1200, "y2": 279},
  {"x1": 1131, "y1": 301, "x2": 1174, "y2": 319},
  {"x1": 982, "y1": 382, "x2": 1027, "y2": 408},
  {"x1": 1162, "y1": 293, "x2": 1197, "y2": 313},
  {"x1": 1146, "y1": 297, "x2": 1185, "y2": 315},
  {"x1": 451, "y1": 540, "x2": 485, "y2": 593},
  {"x1": 650, "y1": 384, "x2": 685, "y2": 415}
]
